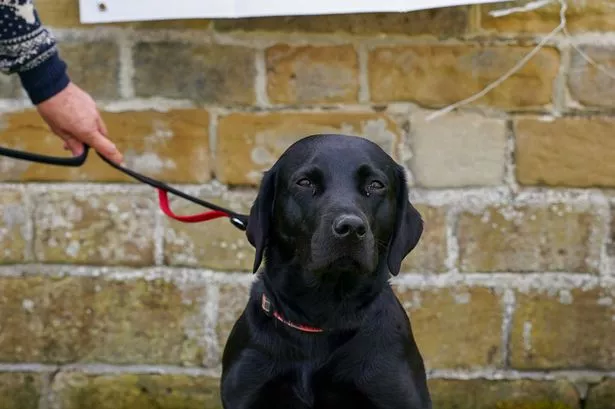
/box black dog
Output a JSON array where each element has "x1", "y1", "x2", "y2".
[{"x1": 221, "y1": 134, "x2": 431, "y2": 409}]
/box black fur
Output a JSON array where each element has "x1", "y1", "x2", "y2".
[{"x1": 221, "y1": 134, "x2": 431, "y2": 409}]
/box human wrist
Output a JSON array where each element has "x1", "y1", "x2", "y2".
[{"x1": 18, "y1": 53, "x2": 71, "y2": 105}]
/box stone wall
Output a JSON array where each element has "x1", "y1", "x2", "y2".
[{"x1": 1, "y1": 0, "x2": 614, "y2": 408}]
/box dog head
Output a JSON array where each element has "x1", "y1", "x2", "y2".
[{"x1": 246, "y1": 134, "x2": 423, "y2": 278}]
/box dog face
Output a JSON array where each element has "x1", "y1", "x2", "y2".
[{"x1": 246, "y1": 134, "x2": 423, "y2": 278}]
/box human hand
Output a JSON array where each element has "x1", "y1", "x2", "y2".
[{"x1": 36, "y1": 82, "x2": 123, "y2": 164}]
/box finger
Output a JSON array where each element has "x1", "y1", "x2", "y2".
[
  {"x1": 64, "y1": 137, "x2": 85, "y2": 156},
  {"x1": 84, "y1": 131, "x2": 123, "y2": 164},
  {"x1": 49, "y1": 124, "x2": 69, "y2": 141},
  {"x1": 49, "y1": 126, "x2": 81, "y2": 154},
  {"x1": 96, "y1": 115, "x2": 108, "y2": 137}
]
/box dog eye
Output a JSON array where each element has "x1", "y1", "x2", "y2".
[
  {"x1": 368, "y1": 181, "x2": 384, "y2": 190},
  {"x1": 297, "y1": 178, "x2": 312, "y2": 187}
]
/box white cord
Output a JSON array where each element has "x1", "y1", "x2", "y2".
[{"x1": 426, "y1": 0, "x2": 570, "y2": 121}]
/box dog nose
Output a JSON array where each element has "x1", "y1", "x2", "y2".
[{"x1": 332, "y1": 214, "x2": 367, "y2": 239}]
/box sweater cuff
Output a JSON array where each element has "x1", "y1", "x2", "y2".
[{"x1": 18, "y1": 52, "x2": 70, "y2": 105}]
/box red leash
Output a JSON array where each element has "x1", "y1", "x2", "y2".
[
  {"x1": 0, "y1": 144, "x2": 248, "y2": 230},
  {"x1": 157, "y1": 189, "x2": 229, "y2": 223}
]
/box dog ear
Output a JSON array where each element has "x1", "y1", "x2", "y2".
[
  {"x1": 246, "y1": 169, "x2": 277, "y2": 274},
  {"x1": 387, "y1": 167, "x2": 423, "y2": 276}
]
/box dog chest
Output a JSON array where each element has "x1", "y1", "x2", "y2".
[{"x1": 255, "y1": 362, "x2": 376, "y2": 409}]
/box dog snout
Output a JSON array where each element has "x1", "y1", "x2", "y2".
[{"x1": 332, "y1": 214, "x2": 367, "y2": 239}]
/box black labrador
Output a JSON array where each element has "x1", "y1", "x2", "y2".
[{"x1": 221, "y1": 134, "x2": 431, "y2": 409}]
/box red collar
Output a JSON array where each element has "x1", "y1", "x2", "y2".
[{"x1": 261, "y1": 294, "x2": 324, "y2": 334}]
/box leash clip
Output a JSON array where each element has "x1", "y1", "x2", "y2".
[{"x1": 230, "y1": 217, "x2": 247, "y2": 231}]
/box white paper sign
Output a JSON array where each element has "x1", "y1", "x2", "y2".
[{"x1": 79, "y1": 0, "x2": 511, "y2": 24}]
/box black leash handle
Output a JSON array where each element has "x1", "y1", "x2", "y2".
[
  {"x1": 0, "y1": 144, "x2": 89, "y2": 167},
  {"x1": 0, "y1": 144, "x2": 248, "y2": 230}
]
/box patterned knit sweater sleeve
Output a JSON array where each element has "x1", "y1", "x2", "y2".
[{"x1": 0, "y1": 0, "x2": 69, "y2": 104}]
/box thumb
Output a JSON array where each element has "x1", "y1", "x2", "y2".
[{"x1": 84, "y1": 131, "x2": 123, "y2": 164}]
